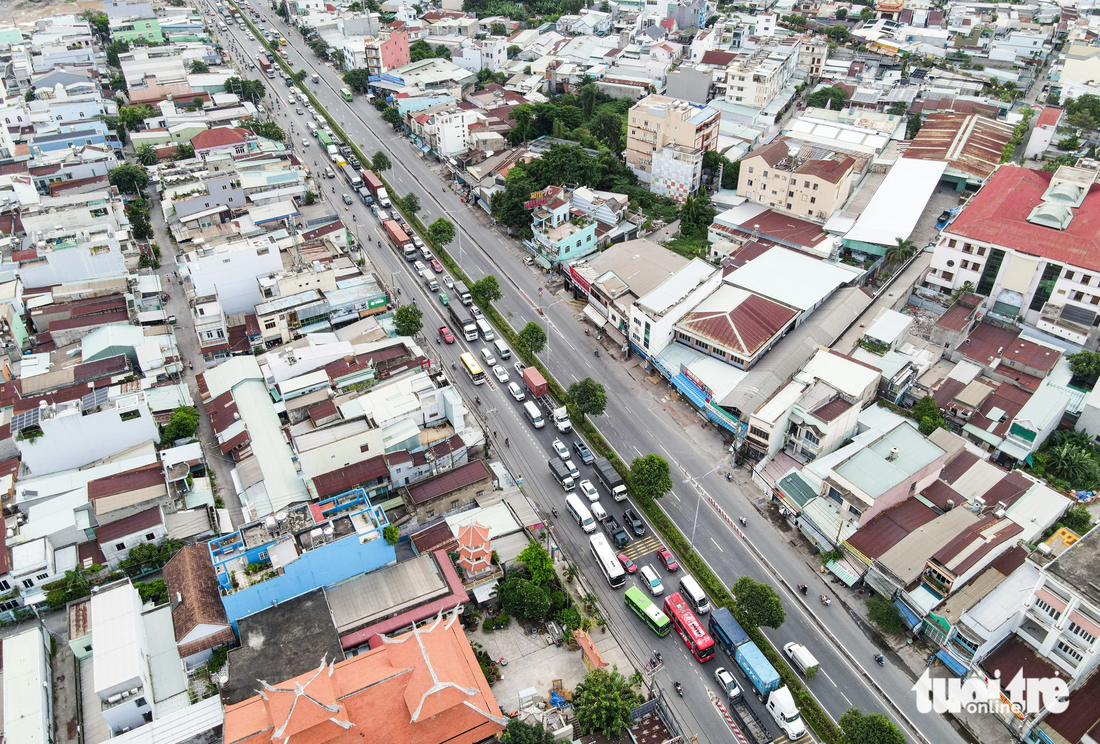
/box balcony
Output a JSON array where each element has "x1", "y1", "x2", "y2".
[{"x1": 1018, "y1": 614, "x2": 1052, "y2": 647}]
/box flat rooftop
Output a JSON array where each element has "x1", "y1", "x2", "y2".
[
  {"x1": 1046, "y1": 523, "x2": 1100, "y2": 606},
  {"x1": 221, "y1": 588, "x2": 344, "y2": 705},
  {"x1": 326, "y1": 552, "x2": 450, "y2": 634}
]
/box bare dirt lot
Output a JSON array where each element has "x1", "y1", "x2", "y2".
[{"x1": 1, "y1": 0, "x2": 105, "y2": 27}]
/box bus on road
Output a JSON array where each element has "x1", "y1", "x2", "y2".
[
  {"x1": 625, "y1": 587, "x2": 671, "y2": 636},
  {"x1": 590, "y1": 533, "x2": 625, "y2": 588},
  {"x1": 340, "y1": 87, "x2": 353, "y2": 101},
  {"x1": 664, "y1": 592, "x2": 715, "y2": 662},
  {"x1": 459, "y1": 352, "x2": 486, "y2": 385}
]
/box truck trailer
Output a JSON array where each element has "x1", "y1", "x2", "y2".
[{"x1": 361, "y1": 169, "x2": 389, "y2": 207}]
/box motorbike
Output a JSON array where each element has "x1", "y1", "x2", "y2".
[
  {"x1": 475, "y1": 396, "x2": 481, "y2": 406},
  {"x1": 820, "y1": 595, "x2": 831, "y2": 607},
  {"x1": 875, "y1": 654, "x2": 885, "y2": 666},
  {"x1": 674, "y1": 681, "x2": 683, "y2": 697},
  {"x1": 594, "y1": 349, "x2": 600, "y2": 357},
  {"x1": 725, "y1": 472, "x2": 733, "y2": 482},
  {"x1": 739, "y1": 516, "x2": 748, "y2": 526},
  {"x1": 551, "y1": 507, "x2": 559, "y2": 518},
  {"x1": 797, "y1": 584, "x2": 808, "y2": 595},
  {"x1": 652, "y1": 650, "x2": 662, "y2": 664},
  {"x1": 187, "y1": 361, "x2": 194, "y2": 370}
]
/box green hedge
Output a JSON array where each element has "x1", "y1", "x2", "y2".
[{"x1": 237, "y1": 16, "x2": 842, "y2": 738}]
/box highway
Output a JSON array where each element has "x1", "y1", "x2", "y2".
[{"x1": 204, "y1": 8, "x2": 967, "y2": 744}]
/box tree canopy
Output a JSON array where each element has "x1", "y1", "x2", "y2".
[
  {"x1": 910, "y1": 395, "x2": 948, "y2": 436},
  {"x1": 109, "y1": 163, "x2": 149, "y2": 194},
  {"x1": 343, "y1": 68, "x2": 371, "y2": 92},
  {"x1": 372, "y1": 151, "x2": 391, "y2": 173},
  {"x1": 1068, "y1": 350, "x2": 1100, "y2": 387},
  {"x1": 497, "y1": 575, "x2": 551, "y2": 621},
  {"x1": 805, "y1": 86, "x2": 850, "y2": 110},
  {"x1": 732, "y1": 576, "x2": 785, "y2": 629},
  {"x1": 162, "y1": 406, "x2": 200, "y2": 443},
  {"x1": 839, "y1": 709, "x2": 907, "y2": 744},
  {"x1": 573, "y1": 668, "x2": 642, "y2": 740},
  {"x1": 429, "y1": 217, "x2": 456, "y2": 247},
  {"x1": 517, "y1": 540, "x2": 555, "y2": 585},
  {"x1": 629, "y1": 454, "x2": 673, "y2": 501},
  {"x1": 471, "y1": 275, "x2": 502, "y2": 305},
  {"x1": 517, "y1": 321, "x2": 547, "y2": 354},
  {"x1": 224, "y1": 76, "x2": 266, "y2": 100},
  {"x1": 393, "y1": 304, "x2": 423, "y2": 336},
  {"x1": 501, "y1": 718, "x2": 555, "y2": 744},
  {"x1": 568, "y1": 377, "x2": 607, "y2": 417}
]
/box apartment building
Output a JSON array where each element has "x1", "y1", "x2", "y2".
[
  {"x1": 626, "y1": 94, "x2": 720, "y2": 183},
  {"x1": 719, "y1": 40, "x2": 800, "y2": 109},
  {"x1": 363, "y1": 30, "x2": 411, "y2": 76},
  {"x1": 737, "y1": 138, "x2": 856, "y2": 221}
]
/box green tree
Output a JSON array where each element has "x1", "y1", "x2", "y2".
[
  {"x1": 491, "y1": 22, "x2": 506, "y2": 34},
  {"x1": 1055, "y1": 504, "x2": 1095, "y2": 535},
  {"x1": 224, "y1": 76, "x2": 266, "y2": 100},
  {"x1": 867, "y1": 597, "x2": 906, "y2": 634},
  {"x1": 497, "y1": 575, "x2": 551, "y2": 621},
  {"x1": 782, "y1": 13, "x2": 808, "y2": 28},
  {"x1": 343, "y1": 68, "x2": 371, "y2": 92},
  {"x1": 589, "y1": 109, "x2": 625, "y2": 154},
  {"x1": 906, "y1": 113, "x2": 923, "y2": 139},
  {"x1": 732, "y1": 576, "x2": 785, "y2": 629},
  {"x1": 308, "y1": 38, "x2": 331, "y2": 58},
  {"x1": 108, "y1": 73, "x2": 128, "y2": 92},
  {"x1": 1068, "y1": 350, "x2": 1100, "y2": 387},
  {"x1": 135, "y1": 144, "x2": 159, "y2": 165},
  {"x1": 840, "y1": 709, "x2": 907, "y2": 744},
  {"x1": 383, "y1": 525, "x2": 399, "y2": 544},
  {"x1": 629, "y1": 454, "x2": 673, "y2": 501},
  {"x1": 517, "y1": 539, "x2": 555, "y2": 585},
  {"x1": 568, "y1": 377, "x2": 607, "y2": 417},
  {"x1": 372, "y1": 150, "x2": 392, "y2": 173},
  {"x1": 136, "y1": 578, "x2": 169, "y2": 605},
  {"x1": 190, "y1": 60, "x2": 210, "y2": 74},
  {"x1": 106, "y1": 39, "x2": 130, "y2": 67},
  {"x1": 118, "y1": 104, "x2": 156, "y2": 131},
  {"x1": 127, "y1": 201, "x2": 153, "y2": 240},
  {"x1": 517, "y1": 321, "x2": 547, "y2": 354},
  {"x1": 162, "y1": 406, "x2": 200, "y2": 443},
  {"x1": 109, "y1": 163, "x2": 149, "y2": 193},
  {"x1": 507, "y1": 44, "x2": 521, "y2": 59},
  {"x1": 579, "y1": 83, "x2": 596, "y2": 120},
  {"x1": 1047, "y1": 92, "x2": 1061, "y2": 105},
  {"x1": 292, "y1": 70, "x2": 308, "y2": 84},
  {"x1": 393, "y1": 304, "x2": 423, "y2": 336},
  {"x1": 331, "y1": 49, "x2": 346, "y2": 70},
  {"x1": 501, "y1": 718, "x2": 555, "y2": 744},
  {"x1": 886, "y1": 101, "x2": 909, "y2": 116},
  {"x1": 884, "y1": 237, "x2": 916, "y2": 267},
  {"x1": 402, "y1": 192, "x2": 421, "y2": 215},
  {"x1": 573, "y1": 667, "x2": 641, "y2": 740},
  {"x1": 471, "y1": 274, "x2": 502, "y2": 305},
  {"x1": 1067, "y1": 110, "x2": 1097, "y2": 132},
  {"x1": 120, "y1": 538, "x2": 184, "y2": 575},
  {"x1": 805, "y1": 86, "x2": 850, "y2": 110},
  {"x1": 1045, "y1": 444, "x2": 1099, "y2": 488},
  {"x1": 509, "y1": 103, "x2": 533, "y2": 143},
  {"x1": 836, "y1": 7, "x2": 848, "y2": 19},
  {"x1": 860, "y1": 6, "x2": 875, "y2": 20},
  {"x1": 382, "y1": 106, "x2": 403, "y2": 129},
  {"x1": 910, "y1": 395, "x2": 947, "y2": 435},
  {"x1": 175, "y1": 143, "x2": 195, "y2": 160},
  {"x1": 244, "y1": 119, "x2": 285, "y2": 140},
  {"x1": 429, "y1": 217, "x2": 456, "y2": 247}
]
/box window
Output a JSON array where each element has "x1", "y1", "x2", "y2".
[
  {"x1": 749, "y1": 426, "x2": 769, "y2": 441},
  {"x1": 946, "y1": 260, "x2": 955, "y2": 267},
  {"x1": 803, "y1": 429, "x2": 819, "y2": 445},
  {"x1": 948, "y1": 239, "x2": 957, "y2": 248},
  {"x1": 1056, "y1": 640, "x2": 1083, "y2": 663},
  {"x1": 451, "y1": 499, "x2": 460, "y2": 510},
  {"x1": 1069, "y1": 622, "x2": 1097, "y2": 645},
  {"x1": 1066, "y1": 271, "x2": 1075, "y2": 281},
  {"x1": 827, "y1": 487, "x2": 843, "y2": 503},
  {"x1": 145, "y1": 532, "x2": 156, "y2": 541},
  {"x1": 961, "y1": 260, "x2": 969, "y2": 270},
  {"x1": 746, "y1": 179, "x2": 753, "y2": 187},
  {"x1": 812, "y1": 183, "x2": 818, "y2": 190},
  {"x1": 360, "y1": 443, "x2": 370, "y2": 453},
  {"x1": 1075, "y1": 291, "x2": 1085, "y2": 301},
  {"x1": 762, "y1": 170, "x2": 768, "y2": 177},
  {"x1": 804, "y1": 180, "x2": 810, "y2": 187},
  {"x1": 1034, "y1": 597, "x2": 1062, "y2": 621},
  {"x1": 258, "y1": 551, "x2": 268, "y2": 559},
  {"x1": 22, "y1": 579, "x2": 34, "y2": 589},
  {"x1": 135, "y1": 697, "x2": 148, "y2": 708},
  {"x1": 425, "y1": 508, "x2": 435, "y2": 518},
  {"x1": 264, "y1": 320, "x2": 277, "y2": 330},
  {"x1": 0, "y1": 580, "x2": 8, "y2": 591},
  {"x1": 848, "y1": 504, "x2": 862, "y2": 517},
  {"x1": 36, "y1": 572, "x2": 49, "y2": 580},
  {"x1": 1086, "y1": 275, "x2": 1094, "y2": 285},
  {"x1": 941, "y1": 271, "x2": 954, "y2": 281},
  {"x1": 810, "y1": 197, "x2": 816, "y2": 204},
  {"x1": 977, "y1": 245, "x2": 986, "y2": 256},
  {"x1": 115, "y1": 542, "x2": 126, "y2": 551},
  {"x1": 747, "y1": 166, "x2": 753, "y2": 173}
]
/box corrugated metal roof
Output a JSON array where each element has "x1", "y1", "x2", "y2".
[{"x1": 903, "y1": 112, "x2": 1015, "y2": 179}]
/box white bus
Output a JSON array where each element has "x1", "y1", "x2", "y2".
[
  {"x1": 590, "y1": 532, "x2": 626, "y2": 588},
  {"x1": 565, "y1": 493, "x2": 596, "y2": 533}
]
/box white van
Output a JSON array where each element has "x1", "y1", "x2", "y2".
[
  {"x1": 480, "y1": 347, "x2": 496, "y2": 367},
  {"x1": 565, "y1": 493, "x2": 596, "y2": 533},
  {"x1": 640, "y1": 565, "x2": 664, "y2": 596},
  {"x1": 476, "y1": 318, "x2": 495, "y2": 341},
  {"x1": 590, "y1": 500, "x2": 608, "y2": 522},
  {"x1": 678, "y1": 575, "x2": 711, "y2": 614},
  {"x1": 493, "y1": 339, "x2": 511, "y2": 360},
  {"x1": 523, "y1": 401, "x2": 544, "y2": 429}
]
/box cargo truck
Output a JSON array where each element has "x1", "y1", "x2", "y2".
[
  {"x1": 783, "y1": 642, "x2": 819, "y2": 677},
  {"x1": 382, "y1": 220, "x2": 414, "y2": 258},
  {"x1": 341, "y1": 163, "x2": 362, "y2": 188},
  {"x1": 521, "y1": 367, "x2": 571, "y2": 432},
  {"x1": 765, "y1": 687, "x2": 806, "y2": 740},
  {"x1": 735, "y1": 642, "x2": 781, "y2": 697},
  {"x1": 453, "y1": 280, "x2": 472, "y2": 306},
  {"x1": 548, "y1": 458, "x2": 575, "y2": 490},
  {"x1": 709, "y1": 608, "x2": 750, "y2": 657},
  {"x1": 601, "y1": 515, "x2": 630, "y2": 549},
  {"x1": 447, "y1": 304, "x2": 477, "y2": 341},
  {"x1": 728, "y1": 694, "x2": 771, "y2": 744},
  {"x1": 593, "y1": 457, "x2": 628, "y2": 501},
  {"x1": 257, "y1": 55, "x2": 274, "y2": 78},
  {"x1": 361, "y1": 169, "x2": 390, "y2": 207}
]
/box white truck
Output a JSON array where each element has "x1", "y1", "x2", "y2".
[
  {"x1": 783, "y1": 642, "x2": 820, "y2": 677},
  {"x1": 765, "y1": 687, "x2": 806, "y2": 740}
]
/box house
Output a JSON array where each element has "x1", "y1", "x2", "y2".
[
  {"x1": 190, "y1": 126, "x2": 255, "y2": 160},
  {"x1": 97, "y1": 505, "x2": 167, "y2": 568},
  {"x1": 223, "y1": 608, "x2": 505, "y2": 744},
  {"x1": 400, "y1": 459, "x2": 494, "y2": 525},
  {"x1": 737, "y1": 138, "x2": 856, "y2": 221},
  {"x1": 163, "y1": 543, "x2": 235, "y2": 668},
  {"x1": 2, "y1": 625, "x2": 53, "y2": 744},
  {"x1": 530, "y1": 188, "x2": 600, "y2": 266}
]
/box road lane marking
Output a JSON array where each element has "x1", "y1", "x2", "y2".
[
  {"x1": 820, "y1": 670, "x2": 838, "y2": 688},
  {"x1": 710, "y1": 538, "x2": 723, "y2": 552}
]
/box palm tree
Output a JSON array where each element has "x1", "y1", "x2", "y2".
[
  {"x1": 884, "y1": 237, "x2": 916, "y2": 267},
  {"x1": 135, "y1": 144, "x2": 158, "y2": 166}
]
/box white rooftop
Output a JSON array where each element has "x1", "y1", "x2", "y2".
[
  {"x1": 91, "y1": 582, "x2": 146, "y2": 697},
  {"x1": 2, "y1": 627, "x2": 51, "y2": 744},
  {"x1": 725, "y1": 247, "x2": 861, "y2": 311},
  {"x1": 864, "y1": 309, "x2": 912, "y2": 346},
  {"x1": 844, "y1": 159, "x2": 947, "y2": 246},
  {"x1": 635, "y1": 257, "x2": 717, "y2": 317}
]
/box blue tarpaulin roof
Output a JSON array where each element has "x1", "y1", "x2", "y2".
[
  {"x1": 672, "y1": 373, "x2": 709, "y2": 409},
  {"x1": 894, "y1": 599, "x2": 921, "y2": 630},
  {"x1": 935, "y1": 649, "x2": 968, "y2": 676}
]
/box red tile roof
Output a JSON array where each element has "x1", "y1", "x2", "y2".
[
  {"x1": 164, "y1": 543, "x2": 233, "y2": 656},
  {"x1": 811, "y1": 396, "x2": 855, "y2": 422},
  {"x1": 1035, "y1": 106, "x2": 1062, "y2": 128},
  {"x1": 746, "y1": 139, "x2": 789, "y2": 168},
  {"x1": 1003, "y1": 337, "x2": 1061, "y2": 372},
  {"x1": 700, "y1": 50, "x2": 737, "y2": 66},
  {"x1": 799, "y1": 156, "x2": 856, "y2": 184},
  {"x1": 1043, "y1": 649, "x2": 1100, "y2": 743},
  {"x1": 678, "y1": 292, "x2": 797, "y2": 357},
  {"x1": 405, "y1": 460, "x2": 492, "y2": 506},
  {"x1": 97, "y1": 505, "x2": 163, "y2": 542},
  {"x1": 950, "y1": 167, "x2": 1100, "y2": 272},
  {"x1": 960, "y1": 322, "x2": 1020, "y2": 366},
  {"x1": 191, "y1": 126, "x2": 250, "y2": 151}
]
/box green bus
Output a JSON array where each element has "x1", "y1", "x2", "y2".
[
  {"x1": 340, "y1": 87, "x2": 353, "y2": 102},
  {"x1": 625, "y1": 586, "x2": 671, "y2": 637},
  {"x1": 317, "y1": 131, "x2": 333, "y2": 148}
]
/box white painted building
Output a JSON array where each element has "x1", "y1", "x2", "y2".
[
  {"x1": 628, "y1": 258, "x2": 722, "y2": 359},
  {"x1": 182, "y1": 235, "x2": 284, "y2": 315},
  {"x1": 650, "y1": 144, "x2": 703, "y2": 203},
  {"x1": 451, "y1": 38, "x2": 508, "y2": 72},
  {"x1": 2, "y1": 625, "x2": 54, "y2": 744}
]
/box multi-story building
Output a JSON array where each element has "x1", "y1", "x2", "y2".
[
  {"x1": 109, "y1": 17, "x2": 163, "y2": 43},
  {"x1": 651, "y1": 144, "x2": 704, "y2": 203},
  {"x1": 798, "y1": 37, "x2": 828, "y2": 81},
  {"x1": 191, "y1": 294, "x2": 229, "y2": 363},
  {"x1": 719, "y1": 40, "x2": 800, "y2": 109},
  {"x1": 451, "y1": 37, "x2": 508, "y2": 73},
  {"x1": 737, "y1": 138, "x2": 856, "y2": 221},
  {"x1": 362, "y1": 29, "x2": 410, "y2": 77},
  {"x1": 530, "y1": 187, "x2": 600, "y2": 266},
  {"x1": 626, "y1": 94, "x2": 720, "y2": 183},
  {"x1": 925, "y1": 164, "x2": 1100, "y2": 347}
]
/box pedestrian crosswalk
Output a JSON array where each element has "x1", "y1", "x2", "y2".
[{"x1": 622, "y1": 536, "x2": 663, "y2": 560}]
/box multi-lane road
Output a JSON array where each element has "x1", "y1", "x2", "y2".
[{"x1": 203, "y1": 9, "x2": 968, "y2": 744}]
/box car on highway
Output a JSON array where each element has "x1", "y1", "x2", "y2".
[
  {"x1": 420, "y1": 247, "x2": 433, "y2": 261},
  {"x1": 573, "y1": 440, "x2": 594, "y2": 464},
  {"x1": 507, "y1": 382, "x2": 524, "y2": 401},
  {"x1": 564, "y1": 459, "x2": 579, "y2": 479},
  {"x1": 301, "y1": 139, "x2": 309, "y2": 147},
  {"x1": 471, "y1": 306, "x2": 483, "y2": 318},
  {"x1": 492, "y1": 365, "x2": 508, "y2": 383},
  {"x1": 413, "y1": 261, "x2": 426, "y2": 276},
  {"x1": 657, "y1": 548, "x2": 679, "y2": 572},
  {"x1": 624, "y1": 508, "x2": 645, "y2": 536},
  {"x1": 342, "y1": 193, "x2": 353, "y2": 205},
  {"x1": 443, "y1": 276, "x2": 454, "y2": 290},
  {"x1": 307, "y1": 105, "x2": 316, "y2": 115},
  {"x1": 296, "y1": 107, "x2": 303, "y2": 114},
  {"x1": 430, "y1": 259, "x2": 443, "y2": 273},
  {"x1": 438, "y1": 326, "x2": 454, "y2": 344},
  {"x1": 552, "y1": 439, "x2": 569, "y2": 460},
  {"x1": 640, "y1": 565, "x2": 664, "y2": 596},
  {"x1": 578, "y1": 480, "x2": 599, "y2": 501},
  {"x1": 617, "y1": 554, "x2": 638, "y2": 574},
  {"x1": 438, "y1": 292, "x2": 449, "y2": 306},
  {"x1": 714, "y1": 668, "x2": 741, "y2": 700},
  {"x1": 514, "y1": 361, "x2": 526, "y2": 375}
]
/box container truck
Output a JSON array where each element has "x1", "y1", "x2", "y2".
[
  {"x1": 709, "y1": 608, "x2": 750, "y2": 657},
  {"x1": 548, "y1": 458, "x2": 575, "y2": 490},
  {"x1": 520, "y1": 368, "x2": 571, "y2": 432},
  {"x1": 735, "y1": 642, "x2": 781, "y2": 697},
  {"x1": 783, "y1": 642, "x2": 819, "y2": 677},
  {"x1": 362, "y1": 169, "x2": 389, "y2": 207},
  {"x1": 765, "y1": 687, "x2": 805, "y2": 740},
  {"x1": 448, "y1": 304, "x2": 477, "y2": 341},
  {"x1": 341, "y1": 163, "x2": 362, "y2": 188},
  {"x1": 257, "y1": 55, "x2": 274, "y2": 78},
  {"x1": 728, "y1": 693, "x2": 771, "y2": 744},
  {"x1": 593, "y1": 457, "x2": 628, "y2": 501},
  {"x1": 382, "y1": 220, "x2": 413, "y2": 258}
]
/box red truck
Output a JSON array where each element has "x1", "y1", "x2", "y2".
[
  {"x1": 360, "y1": 169, "x2": 390, "y2": 207},
  {"x1": 522, "y1": 367, "x2": 548, "y2": 397},
  {"x1": 257, "y1": 55, "x2": 273, "y2": 78},
  {"x1": 382, "y1": 219, "x2": 415, "y2": 259}
]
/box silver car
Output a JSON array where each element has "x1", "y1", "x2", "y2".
[{"x1": 413, "y1": 260, "x2": 426, "y2": 276}]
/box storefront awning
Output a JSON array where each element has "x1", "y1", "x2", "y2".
[
  {"x1": 826, "y1": 558, "x2": 863, "y2": 587},
  {"x1": 934, "y1": 649, "x2": 968, "y2": 676},
  {"x1": 602, "y1": 322, "x2": 627, "y2": 346},
  {"x1": 672, "y1": 373, "x2": 709, "y2": 410},
  {"x1": 583, "y1": 304, "x2": 606, "y2": 327},
  {"x1": 894, "y1": 599, "x2": 922, "y2": 631}
]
